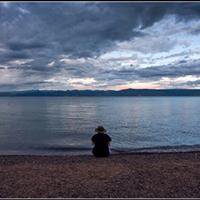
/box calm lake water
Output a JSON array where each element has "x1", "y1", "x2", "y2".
[{"x1": 0, "y1": 97, "x2": 200, "y2": 155}]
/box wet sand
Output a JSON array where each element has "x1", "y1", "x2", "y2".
[{"x1": 0, "y1": 152, "x2": 200, "y2": 198}]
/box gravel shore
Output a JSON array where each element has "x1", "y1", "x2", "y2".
[{"x1": 0, "y1": 152, "x2": 200, "y2": 198}]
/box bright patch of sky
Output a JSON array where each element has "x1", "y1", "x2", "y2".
[{"x1": 109, "y1": 15, "x2": 200, "y2": 70}]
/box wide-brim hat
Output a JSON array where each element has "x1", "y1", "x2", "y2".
[{"x1": 95, "y1": 126, "x2": 107, "y2": 133}]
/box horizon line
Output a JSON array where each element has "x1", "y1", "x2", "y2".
[{"x1": 1, "y1": 88, "x2": 200, "y2": 92}]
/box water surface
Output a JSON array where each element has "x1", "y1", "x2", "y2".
[{"x1": 0, "y1": 97, "x2": 200, "y2": 155}]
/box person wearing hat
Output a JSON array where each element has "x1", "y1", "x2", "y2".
[{"x1": 91, "y1": 126, "x2": 112, "y2": 157}]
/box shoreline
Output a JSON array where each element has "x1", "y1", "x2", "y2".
[
  {"x1": 1, "y1": 143, "x2": 200, "y2": 156},
  {"x1": 0, "y1": 151, "x2": 200, "y2": 198}
]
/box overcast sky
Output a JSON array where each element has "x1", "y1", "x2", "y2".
[{"x1": 1, "y1": 2, "x2": 200, "y2": 91}]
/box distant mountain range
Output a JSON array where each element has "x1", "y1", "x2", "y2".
[{"x1": 1, "y1": 89, "x2": 200, "y2": 96}]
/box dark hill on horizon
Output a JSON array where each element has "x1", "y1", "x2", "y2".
[{"x1": 1, "y1": 89, "x2": 200, "y2": 96}]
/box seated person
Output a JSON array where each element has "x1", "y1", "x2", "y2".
[{"x1": 91, "y1": 126, "x2": 111, "y2": 157}]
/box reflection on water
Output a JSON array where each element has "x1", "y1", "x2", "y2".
[{"x1": 0, "y1": 97, "x2": 200, "y2": 155}]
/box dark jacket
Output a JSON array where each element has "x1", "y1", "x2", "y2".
[{"x1": 91, "y1": 133, "x2": 111, "y2": 157}]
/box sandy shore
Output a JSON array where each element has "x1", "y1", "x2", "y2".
[{"x1": 0, "y1": 152, "x2": 200, "y2": 198}]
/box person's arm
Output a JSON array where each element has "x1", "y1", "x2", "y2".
[
  {"x1": 91, "y1": 136, "x2": 95, "y2": 145},
  {"x1": 108, "y1": 135, "x2": 111, "y2": 146}
]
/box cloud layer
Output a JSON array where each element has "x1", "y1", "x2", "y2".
[{"x1": 1, "y1": 2, "x2": 200, "y2": 90}]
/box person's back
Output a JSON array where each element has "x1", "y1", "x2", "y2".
[{"x1": 91, "y1": 126, "x2": 111, "y2": 157}]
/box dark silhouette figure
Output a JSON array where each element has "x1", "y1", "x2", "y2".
[{"x1": 91, "y1": 126, "x2": 111, "y2": 157}]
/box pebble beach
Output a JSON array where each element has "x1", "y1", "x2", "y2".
[{"x1": 0, "y1": 152, "x2": 200, "y2": 198}]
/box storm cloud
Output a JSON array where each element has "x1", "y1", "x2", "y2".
[{"x1": 1, "y1": 2, "x2": 200, "y2": 90}]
